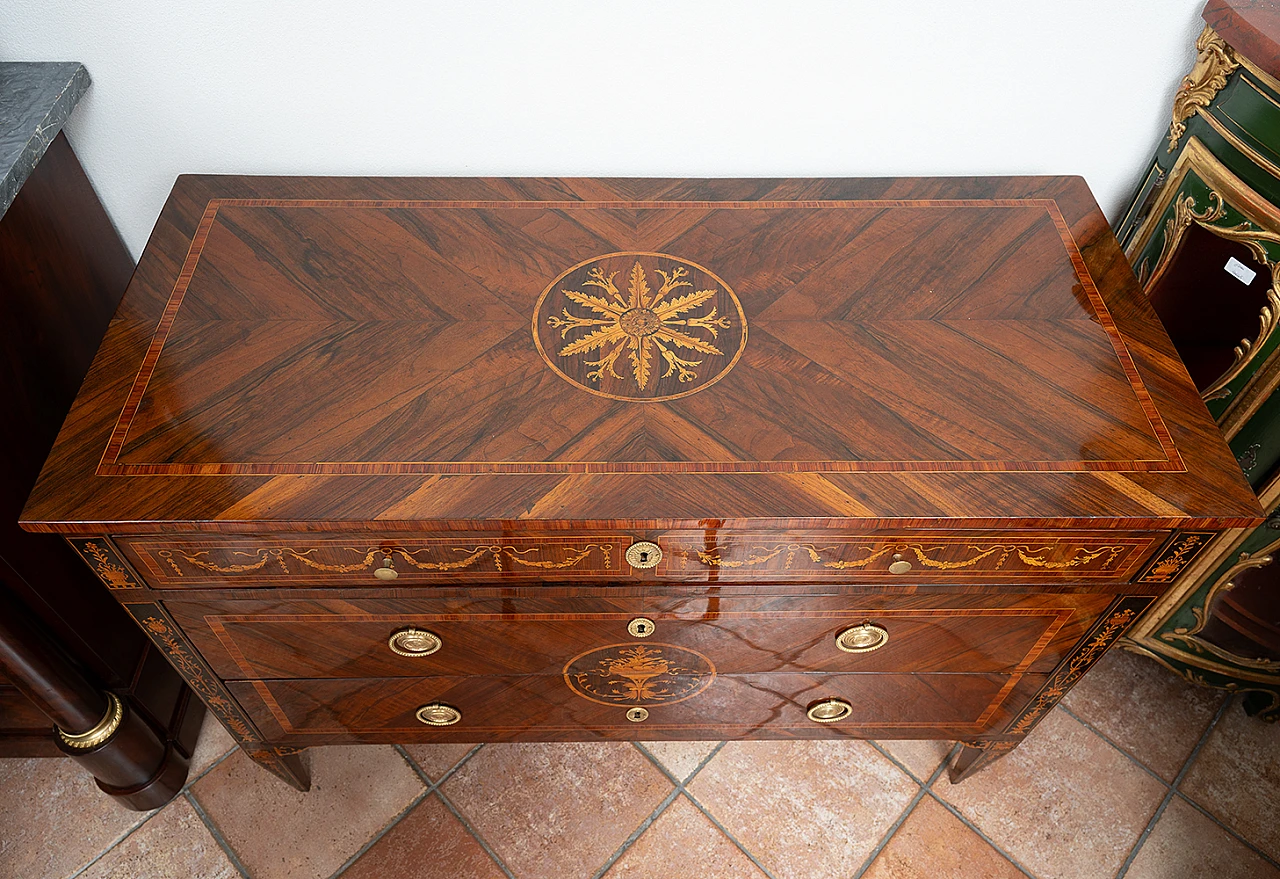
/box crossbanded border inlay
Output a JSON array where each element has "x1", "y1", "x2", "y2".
[{"x1": 97, "y1": 198, "x2": 1183, "y2": 477}]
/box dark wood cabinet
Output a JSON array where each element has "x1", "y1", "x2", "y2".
[
  {"x1": 1, "y1": 60, "x2": 202, "y2": 809},
  {"x1": 22, "y1": 174, "x2": 1261, "y2": 789}
]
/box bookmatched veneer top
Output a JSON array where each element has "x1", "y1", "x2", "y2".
[{"x1": 21, "y1": 176, "x2": 1262, "y2": 532}]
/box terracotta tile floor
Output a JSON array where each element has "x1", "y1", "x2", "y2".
[{"x1": 3, "y1": 649, "x2": 1278, "y2": 879}]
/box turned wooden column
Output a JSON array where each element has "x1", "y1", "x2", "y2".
[{"x1": 0, "y1": 587, "x2": 188, "y2": 808}]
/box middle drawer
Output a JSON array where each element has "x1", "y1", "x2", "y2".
[{"x1": 167, "y1": 592, "x2": 1113, "y2": 680}]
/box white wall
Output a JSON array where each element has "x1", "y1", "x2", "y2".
[{"x1": 2, "y1": 1, "x2": 1205, "y2": 260}]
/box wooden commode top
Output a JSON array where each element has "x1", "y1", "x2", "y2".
[{"x1": 20, "y1": 176, "x2": 1263, "y2": 789}]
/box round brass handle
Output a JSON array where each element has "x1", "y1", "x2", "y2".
[
  {"x1": 415, "y1": 703, "x2": 462, "y2": 726},
  {"x1": 627, "y1": 617, "x2": 656, "y2": 638},
  {"x1": 835, "y1": 623, "x2": 889, "y2": 654},
  {"x1": 807, "y1": 698, "x2": 853, "y2": 723},
  {"x1": 626, "y1": 707, "x2": 650, "y2": 722},
  {"x1": 888, "y1": 553, "x2": 912, "y2": 575},
  {"x1": 388, "y1": 628, "x2": 442, "y2": 657},
  {"x1": 373, "y1": 557, "x2": 399, "y2": 580},
  {"x1": 626, "y1": 541, "x2": 663, "y2": 569}
]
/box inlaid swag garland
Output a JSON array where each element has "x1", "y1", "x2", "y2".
[
  {"x1": 154, "y1": 543, "x2": 614, "y2": 576},
  {"x1": 684, "y1": 542, "x2": 1128, "y2": 572}
]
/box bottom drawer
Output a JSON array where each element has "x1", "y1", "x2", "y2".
[{"x1": 228, "y1": 671, "x2": 1049, "y2": 744}]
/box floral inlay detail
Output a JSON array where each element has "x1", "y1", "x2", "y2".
[
  {"x1": 564, "y1": 643, "x2": 714, "y2": 707},
  {"x1": 547, "y1": 261, "x2": 732, "y2": 390}
]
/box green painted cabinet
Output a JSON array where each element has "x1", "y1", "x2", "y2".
[{"x1": 1116, "y1": 16, "x2": 1280, "y2": 718}]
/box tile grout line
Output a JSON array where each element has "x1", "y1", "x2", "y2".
[
  {"x1": 849, "y1": 745, "x2": 953, "y2": 878},
  {"x1": 183, "y1": 744, "x2": 240, "y2": 792},
  {"x1": 1174, "y1": 791, "x2": 1280, "y2": 870},
  {"x1": 1113, "y1": 695, "x2": 1234, "y2": 879},
  {"x1": 64, "y1": 742, "x2": 242, "y2": 879},
  {"x1": 394, "y1": 742, "x2": 486, "y2": 790},
  {"x1": 682, "y1": 792, "x2": 782, "y2": 879},
  {"x1": 329, "y1": 741, "x2": 491, "y2": 877},
  {"x1": 183, "y1": 789, "x2": 253, "y2": 879},
  {"x1": 629, "y1": 742, "x2": 780, "y2": 879},
  {"x1": 325, "y1": 787, "x2": 434, "y2": 879},
  {"x1": 386, "y1": 744, "x2": 518, "y2": 879},
  {"x1": 391, "y1": 742, "x2": 442, "y2": 790},
  {"x1": 866, "y1": 741, "x2": 950, "y2": 787},
  {"x1": 868, "y1": 742, "x2": 1035, "y2": 879},
  {"x1": 849, "y1": 784, "x2": 930, "y2": 879},
  {"x1": 433, "y1": 786, "x2": 519, "y2": 879},
  {"x1": 589, "y1": 785, "x2": 683, "y2": 879},
  {"x1": 922, "y1": 790, "x2": 1040, "y2": 879},
  {"x1": 1056, "y1": 704, "x2": 1177, "y2": 788},
  {"x1": 64, "y1": 809, "x2": 161, "y2": 879},
  {"x1": 1164, "y1": 697, "x2": 1280, "y2": 870}
]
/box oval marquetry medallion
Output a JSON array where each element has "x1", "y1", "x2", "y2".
[
  {"x1": 533, "y1": 252, "x2": 747, "y2": 402},
  {"x1": 563, "y1": 642, "x2": 715, "y2": 707}
]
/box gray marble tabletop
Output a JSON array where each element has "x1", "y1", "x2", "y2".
[{"x1": 0, "y1": 61, "x2": 89, "y2": 220}]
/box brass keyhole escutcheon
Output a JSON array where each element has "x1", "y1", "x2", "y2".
[
  {"x1": 835, "y1": 623, "x2": 889, "y2": 654},
  {"x1": 374, "y1": 556, "x2": 399, "y2": 580},
  {"x1": 888, "y1": 553, "x2": 912, "y2": 575},
  {"x1": 415, "y1": 703, "x2": 462, "y2": 726},
  {"x1": 626, "y1": 707, "x2": 650, "y2": 722},
  {"x1": 626, "y1": 541, "x2": 663, "y2": 569},
  {"x1": 807, "y1": 698, "x2": 852, "y2": 723},
  {"x1": 627, "y1": 617, "x2": 656, "y2": 638},
  {"x1": 388, "y1": 627, "x2": 442, "y2": 657}
]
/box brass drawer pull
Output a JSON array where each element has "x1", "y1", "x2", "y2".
[
  {"x1": 415, "y1": 703, "x2": 461, "y2": 726},
  {"x1": 388, "y1": 628, "x2": 442, "y2": 657},
  {"x1": 627, "y1": 617, "x2": 656, "y2": 638},
  {"x1": 835, "y1": 623, "x2": 889, "y2": 654},
  {"x1": 626, "y1": 707, "x2": 650, "y2": 722},
  {"x1": 807, "y1": 698, "x2": 852, "y2": 723},
  {"x1": 374, "y1": 557, "x2": 399, "y2": 580},
  {"x1": 626, "y1": 541, "x2": 662, "y2": 569},
  {"x1": 888, "y1": 553, "x2": 912, "y2": 574}
]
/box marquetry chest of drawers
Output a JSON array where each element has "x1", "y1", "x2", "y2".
[{"x1": 21, "y1": 175, "x2": 1262, "y2": 790}]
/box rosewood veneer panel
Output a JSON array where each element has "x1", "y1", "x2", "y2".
[
  {"x1": 168, "y1": 590, "x2": 1112, "y2": 680},
  {"x1": 20, "y1": 176, "x2": 1260, "y2": 531},
  {"x1": 227, "y1": 671, "x2": 1046, "y2": 745}
]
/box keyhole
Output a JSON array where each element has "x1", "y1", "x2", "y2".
[
  {"x1": 628, "y1": 617, "x2": 655, "y2": 638},
  {"x1": 639, "y1": 551, "x2": 649, "y2": 563}
]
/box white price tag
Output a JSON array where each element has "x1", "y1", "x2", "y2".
[{"x1": 1225, "y1": 257, "x2": 1257, "y2": 285}]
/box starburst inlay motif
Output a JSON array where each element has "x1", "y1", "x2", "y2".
[
  {"x1": 548, "y1": 260, "x2": 731, "y2": 389},
  {"x1": 534, "y1": 253, "x2": 747, "y2": 402}
]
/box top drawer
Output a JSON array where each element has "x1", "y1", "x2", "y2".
[{"x1": 114, "y1": 530, "x2": 1168, "y2": 588}]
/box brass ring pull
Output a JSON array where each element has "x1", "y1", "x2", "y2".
[
  {"x1": 888, "y1": 553, "x2": 912, "y2": 574},
  {"x1": 626, "y1": 541, "x2": 662, "y2": 569},
  {"x1": 373, "y1": 556, "x2": 399, "y2": 580},
  {"x1": 626, "y1": 707, "x2": 650, "y2": 722},
  {"x1": 415, "y1": 703, "x2": 462, "y2": 726},
  {"x1": 388, "y1": 627, "x2": 442, "y2": 657},
  {"x1": 627, "y1": 617, "x2": 656, "y2": 638},
  {"x1": 835, "y1": 623, "x2": 889, "y2": 654},
  {"x1": 807, "y1": 698, "x2": 852, "y2": 723}
]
